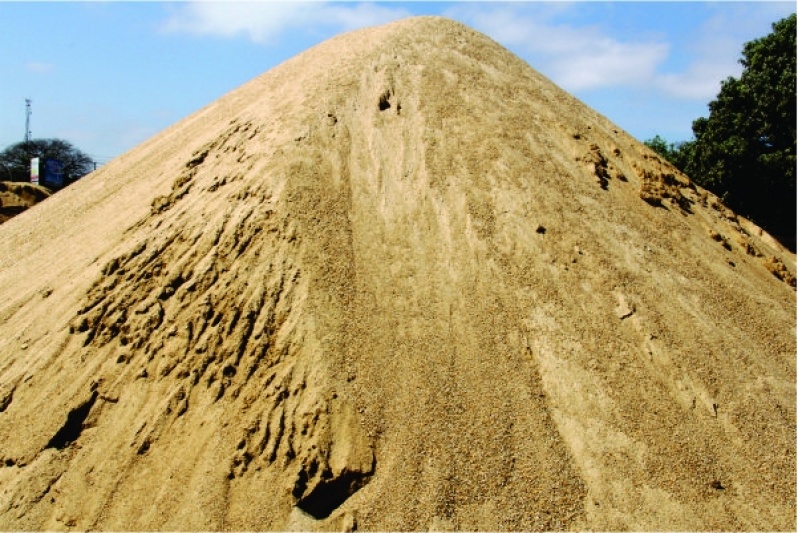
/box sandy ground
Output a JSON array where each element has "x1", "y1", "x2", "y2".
[
  {"x1": 0, "y1": 16, "x2": 794, "y2": 531},
  {"x1": 0, "y1": 182, "x2": 51, "y2": 224}
]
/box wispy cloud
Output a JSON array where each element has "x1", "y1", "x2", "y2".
[
  {"x1": 160, "y1": 1, "x2": 794, "y2": 104},
  {"x1": 653, "y1": 3, "x2": 795, "y2": 100},
  {"x1": 445, "y1": 2, "x2": 794, "y2": 101},
  {"x1": 446, "y1": 4, "x2": 669, "y2": 92},
  {"x1": 25, "y1": 62, "x2": 55, "y2": 75},
  {"x1": 161, "y1": 1, "x2": 410, "y2": 44},
  {"x1": 546, "y1": 33, "x2": 668, "y2": 92},
  {"x1": 655, "y1": 61, "x2": 736, "y2": 101}
]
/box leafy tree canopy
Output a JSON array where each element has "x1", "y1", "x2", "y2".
[
  {"x1": 0, "y1": 138, "x2": 94, "y2": 188},
  {"x1": 646, "y1": 14, "x2": 796, "y2": 250}
]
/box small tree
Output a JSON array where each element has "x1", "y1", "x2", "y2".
[
  {"x1": 644, "y1": 135, "x2": 690, "y2": 170},
  {"x1": 644, "y1": 135, "x2": 672, "y2": 159},
  {"x1": 0, "y1": 139, "x2": 94, "y2": 187}
]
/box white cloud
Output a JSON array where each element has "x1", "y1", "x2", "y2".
[
  {"x1": 647, "y1": 5, "x2": 795, "y2": 101},
  {"x1": 160, "y1": 1, "x2": 794, "y2": 103},
  {"x1": 445, "y1": 2, "x2": 794, "y2": 101},
  {"x1": 545, "y1": 34, "x2": 668, "y2": 91},
  {"x1": 445, "y1": 4, "x2": 669, "y2": 92},
  {"x1": 324, "y1": 2, "x2": 412, "y2": 32},
  {"x1": 161, "y1": 1, "x2": 410, "y2": 44},
  {"x1": 654, "y1": 60, "x2": 738, "y2": 101},
  {"x1": 649, "y1": 7, "x2": 753, "y2": 101},
  {"x1": 25, "y1": 62, "x2": 55, "y2": 75}
]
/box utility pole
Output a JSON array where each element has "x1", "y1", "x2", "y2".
[
  {"x1": 24, "y1": 98, "x2": 32, "y2": 143},
  {"x1": 25, "y1": 99, "x2": 34, "y2": 183}
]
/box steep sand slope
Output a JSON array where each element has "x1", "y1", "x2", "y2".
[{"x1": 0, "y1": 17, "x2": 794, "y2": 531}]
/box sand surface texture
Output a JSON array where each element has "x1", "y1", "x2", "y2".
[
  {"x1": 0, "y1": 17, "x2": 794, "y2": 531},
  {"x1": 0, "y1": 182, "x2": 51, "y2": 224}
]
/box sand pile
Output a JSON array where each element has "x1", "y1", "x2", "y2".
[
  {"x1": 0, "y1": 182, "x2": 51, "y2": 224},
  {"x1": 0, "y1": 17, "x2": 794, "y2": 531}
]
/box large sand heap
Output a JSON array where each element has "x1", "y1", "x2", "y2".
[{"x1": 0, "y1": 17, "x2": 794, "y2": 531}]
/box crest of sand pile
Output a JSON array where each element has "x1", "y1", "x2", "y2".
[{"x1": 0, "y1": 16, "x2": 794, "y2": 531}]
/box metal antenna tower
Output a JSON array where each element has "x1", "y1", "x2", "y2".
[{"x1": 24, "y1": 98, "x2": 32, "y2": 143}]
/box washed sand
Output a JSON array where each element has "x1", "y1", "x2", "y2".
[{"x1": 0, "y1": 17, "x2": 794, "y2": 531}]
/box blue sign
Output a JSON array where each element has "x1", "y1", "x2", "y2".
[{"x1": 43, "y1": 159, "x2": 64, "y2": 188}]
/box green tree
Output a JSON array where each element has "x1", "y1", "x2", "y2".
[
  {"x1": 685, "y1": 14, "x2": 796, "y2": 250},
  {"x1": 644, "y1": 135, "x2": 693, "y2": 170},
  {"x1": 644, "y1": 135, "x2": 674, "y2": 159},
  {"x1": 0, "y1": 138, "x2": 94, "y2": 188}
]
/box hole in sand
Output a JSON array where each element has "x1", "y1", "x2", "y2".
[
  {"x1": 378, "y1": 91, "x2": 391, "y2": 111},
  {"x1": 296, "y1": 470, "x2": 372, "y2": 520},
  {"x1": 45, "y1": 392, "x2": 98, "y2": 450}
]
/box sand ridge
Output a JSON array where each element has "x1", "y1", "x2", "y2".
[{"x1": 0, "y1": 16, "x2": 794, "y2": 531}]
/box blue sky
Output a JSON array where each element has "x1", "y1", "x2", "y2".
[{"x1": 1, "y1": 2, "x2": 794, "y2": 166}]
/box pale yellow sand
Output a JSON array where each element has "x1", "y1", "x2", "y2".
[{"x1": 0, "y1": 17, "x2": 793, "y2": 531}]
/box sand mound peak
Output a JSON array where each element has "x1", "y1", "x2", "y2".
[{"x1": 0, "y1": 16, "x2": 794, "y2": 531}]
